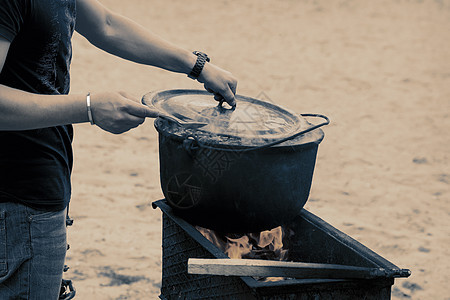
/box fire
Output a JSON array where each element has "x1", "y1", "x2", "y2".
[
  {"x1": 225, "y1": 236, "x2": 252, "y2": 259},
  {"x1": 196, "y1": 226, "x2": 288, "y2": 260},
  {"x1": 249, "y1": 227, "x2": 288, "y2": 261},
  {"x1": 195, "y1": 225, "x2": 289, "y2": 281}
]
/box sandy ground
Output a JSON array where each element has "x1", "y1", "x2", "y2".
[{"x1": 66, "y1": 0, "x2": 449, "y2": 299}]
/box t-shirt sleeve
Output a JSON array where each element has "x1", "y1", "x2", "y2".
[{"x1": 0, "y1": 0, "x2": 28, "y2": 42}]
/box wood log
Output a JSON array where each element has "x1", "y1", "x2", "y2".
[{"x1": 188, "y1": 258, "x2": 393, "y2": 279}]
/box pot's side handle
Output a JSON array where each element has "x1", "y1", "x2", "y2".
[
  {"x1": 300, "y1": 113, "x2": 330, "y2": 122},
  {"x1": 247, "y1": 113, "x2": 330, "y2": 151},
  {"x1": 299, "y1": 114, "x2": 330, "y2": 133}
]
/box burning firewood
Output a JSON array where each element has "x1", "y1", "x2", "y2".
[{"x1": 195, "y1": 225, "x2": 291, "y2": 262}]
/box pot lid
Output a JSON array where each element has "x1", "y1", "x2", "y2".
[{"x1": 142, "y1": 89, "x2": 325, "y2": 147}]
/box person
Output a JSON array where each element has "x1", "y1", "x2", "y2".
[{"x1": 0, "y1": 0, "x2": 237, "y2": 298}]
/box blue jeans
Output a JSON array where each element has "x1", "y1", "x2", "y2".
[{"x1": 0, "y1": 202, "x2": 67, "y2": 300}]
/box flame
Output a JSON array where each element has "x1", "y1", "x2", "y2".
[
  {"x1": 196, "y1": 226, "x2": 288, "y2": 261},
  {"x1": 249, "y1": 226, "x2": 288, "y2": 261},
  {"x1": 196, "y1": 226, "x2": 227, "y2": 250},
  {"x1": 225, "y1": 236, "x2": 252, "y2": 258},
  {"x1": 195, "y1": 226, "x2": 289, "y2": 282}
]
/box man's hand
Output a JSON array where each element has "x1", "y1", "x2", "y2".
[
  {"x1": 89, "y1": 91, "x2": 158, "y2": 134},
  {"x1": 198, "y1": 63, "x2": 238, "y2": 107}
]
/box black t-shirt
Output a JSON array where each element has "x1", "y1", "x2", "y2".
[{"x1": 0, "y1": 0, "x2": 76, "y2": 211}]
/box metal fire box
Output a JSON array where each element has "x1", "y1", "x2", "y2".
[{"x1": 152, "y1": 200, "x2": 410, "y2": 299}]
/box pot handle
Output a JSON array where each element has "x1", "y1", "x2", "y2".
[
  {"x1": 246, "y1": 113, "x2": 330, "y2": 151},
  {"x1": 187, "y1": 114, "x2": 330, "y2": 153}
]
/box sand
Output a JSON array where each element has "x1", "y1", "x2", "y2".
[{"x1": 67, "y1": 0, "x2": 449, "y2": 299}]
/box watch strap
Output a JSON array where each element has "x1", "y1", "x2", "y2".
[{"x1": 188, "y1": 51, "x2": 210, "y2": 79}]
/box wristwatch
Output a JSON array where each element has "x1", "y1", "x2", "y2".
[{"x1": 188, "y1": 51, "x2": 210, "y2": 79}]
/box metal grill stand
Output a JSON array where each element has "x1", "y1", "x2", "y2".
[{"x1": 153, "y1": 200, "x2": 410, "y2": 300}]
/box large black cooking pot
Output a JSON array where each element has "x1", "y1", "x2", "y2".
[{"x1": 143, "y1": 89, "x2": 329, "y2": 233}]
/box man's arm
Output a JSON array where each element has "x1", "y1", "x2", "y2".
[
  {"x1": 75, "y1": 0, "x2": 237, "y2": 105},
  {"x1": 0, "y1": 36, "x2": 157, "y2": 133}
]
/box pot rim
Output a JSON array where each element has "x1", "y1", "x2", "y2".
[{"x1": 154, "y1": 118, "x2": 324, "y2": 152}]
